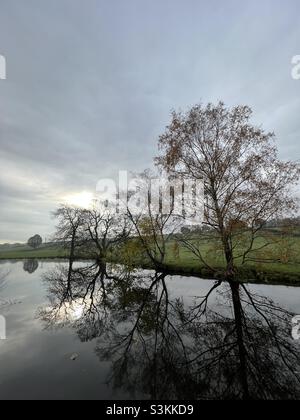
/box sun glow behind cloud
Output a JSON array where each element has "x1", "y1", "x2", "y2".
[{"x1": 64, "y1": 191, "x2": 94, "y2": 209}]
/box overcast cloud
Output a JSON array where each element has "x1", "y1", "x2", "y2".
[{"x1": 0, "y1": 0, "x2": 299, "y2": 242}]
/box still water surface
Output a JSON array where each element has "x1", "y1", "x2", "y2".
[{"x1": 0, "y1": 260, "x2": 300, "y2": 400}]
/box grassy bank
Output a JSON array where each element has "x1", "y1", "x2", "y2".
[
  {"x1": 1, "y1": 237, "x2": 300, "y2": 286},
  {"x1": 0, "y1": 243, "x2": 69, "y2": 260}
]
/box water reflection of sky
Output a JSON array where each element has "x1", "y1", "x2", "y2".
[
  {"x1": 0, "y1": 261, "x2": 125, "y2": 400},
  {"x1": 0, "y1": 260, "x2": 300, "y2": 400}
]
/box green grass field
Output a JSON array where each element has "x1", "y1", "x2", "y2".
[
  {"x1": 1, "y1": 233, "x2": 299, "y2": 285},
  {"x1": 162, "y1": 238, "x2": 300, "y2": 285},
  {"x1": 0, "y1": 243, "x2": 68, "y2": 259}
]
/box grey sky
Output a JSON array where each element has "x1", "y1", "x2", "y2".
[{"x1": 0, "y1": 0, "x2": 299, "y2": 242}]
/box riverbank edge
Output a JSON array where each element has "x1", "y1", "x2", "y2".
[{"x1": 1, "y1": 254, "x2": 300, "y2": 287}]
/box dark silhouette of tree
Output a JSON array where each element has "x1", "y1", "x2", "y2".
[
  {"x1": 27, "y1": 234, "x2": 42, "y2": 249},
  {"x1": 82, "y1": 202, "x2": 131, "y2": 261},
  {"x1": 52, "y1": 205, "x2": 88, "y2": 288},
  {"x1": 52, "y1": 203, "x2": 131, "y2": 264},
  {"x1": 126, "y1": 170, "x2": 183, "y2": 270}
]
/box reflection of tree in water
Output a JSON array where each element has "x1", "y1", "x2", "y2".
[
  {"x1": 23, "y1": 259, "x2": 39, "y2": 274},
  {"x1": 38, "y1": 262, "x2": 300, "y2": 400},
  {"x1": 185, "y1": 283, "x2": 300, "y2": 399}
]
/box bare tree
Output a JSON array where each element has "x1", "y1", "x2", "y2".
[
  {"x1": 82, "y1": 201, "x2": 131, "y2": 260},
  {"x1": 126, "y1": 170, "x2": 183, "y2": 270},
  {"x1": 52, "y1": 206, "x2": 86, "y2": 281},
  {"x1": 156, "y1": 102, "x2": 300, "y2": 280}
]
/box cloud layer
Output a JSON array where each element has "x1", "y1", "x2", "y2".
[{"x1": 0, "y1": 0, "x2": 299, "y2": 242}]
